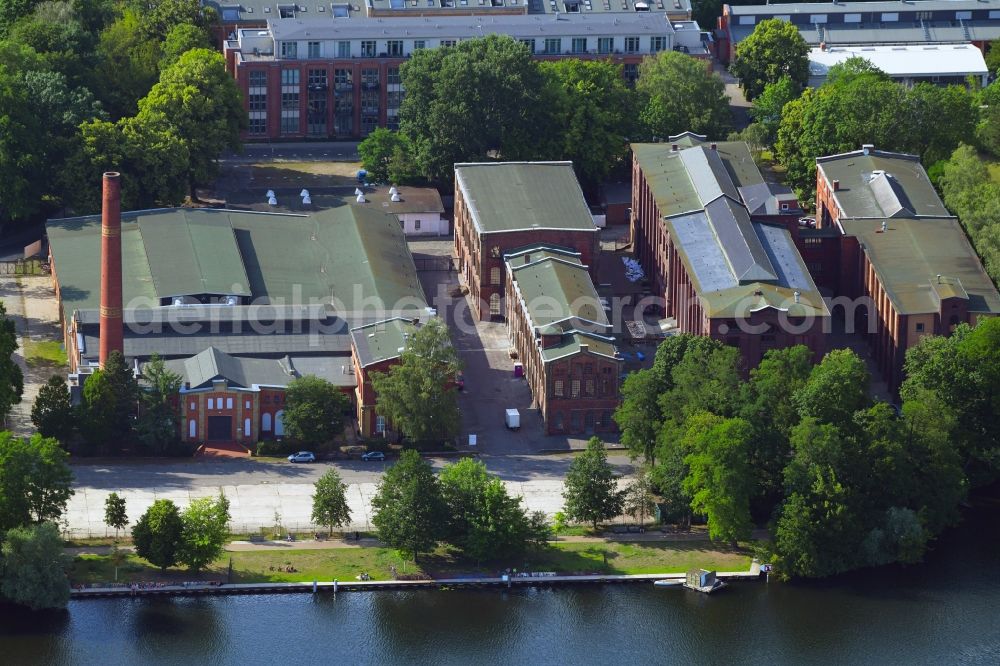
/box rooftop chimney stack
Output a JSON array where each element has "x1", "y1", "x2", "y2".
[
  {"x1": 99, "y1": 172, "x2": 124, "y2": 366},
  {"x1": 832, "y1": 179, "x2": 840, "y2": 191}
]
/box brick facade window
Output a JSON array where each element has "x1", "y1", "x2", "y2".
[
  {"x1": 571, "y1": 380, "x2": 581, "y2": 398},
  {"x1": 554, "y1": 380, "x2": 564, "y2": 397},
  {"x1": 490, "y1": 267, "x2": 501, "y2": 285}
]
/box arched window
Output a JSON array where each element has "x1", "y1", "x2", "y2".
[
  {"x1": 188, "y1": 419, "x2": 197, "y2": 439},
  {"x1": 489, "y1": 293, "x2": 501, "y2": 316},
  {"x1": 275, "y1": 410, "x2": 285, "y2": 437},
  {"x1": 244, "y1": 418, "x2": 251, "y2": 439},
  {"x1": 262, "y1": 412, "x2": 272, "y2": 432}
]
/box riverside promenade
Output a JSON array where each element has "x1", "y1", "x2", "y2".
[{"x1": 71, "y1": 561, "x2": 762, "y2": 599}]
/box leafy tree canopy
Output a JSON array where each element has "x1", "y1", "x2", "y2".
[
  {"x1": 636, "y1": 51, "x2": 732, "y2": 140},
  {"x1": 1, "y1": 522, "x2": 70, "y2": 610},
  {"x1": 562, "y1": 437, "x2": 624, "y2": 529},
  {"x1": 132, "y1": 498, "x2": 183, "y2": 570},
  {"x1": 370, "y1": 319, "x2": 462, "y2": 443},
  {"x1": 31, "y1": 375, "x2": 75, "y2": 443},
  {"x1": 731, "y1": 18, "x2": 810, "y2": 101},
  {"x1": 370, "y1": 449, "x2": 447, "y2": 561},
  {"x1": 311, "y1": 468, "x2": 351, "y2": 535},
  {"x1": 0, "y1": 431, "x2": 73, "y2": 532},
  {"x1": 283, "y1": 375, "x2": 350, "y2": 446},
  {"x1": 177, "y1": 494, "x2": 230, "y2": 572}
]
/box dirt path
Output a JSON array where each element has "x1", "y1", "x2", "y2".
[{"x1": 0, "y1": 274, "x2": 64, "y2": 435}]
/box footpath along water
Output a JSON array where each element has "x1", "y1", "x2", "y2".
[{"x1": 2, "y1": 506, "x2": 999, "y2": 665}]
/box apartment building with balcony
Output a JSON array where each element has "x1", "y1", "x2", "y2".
[{"x1": 223, "y1": 12, "x2": 693, "y2": 139}]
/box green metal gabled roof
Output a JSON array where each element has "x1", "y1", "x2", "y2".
[
  {"x1": 349, "y1": 317, "x2": 412, "y2": 368},
  {"x1": 509, "y1": 257, "x2": 609, "y2": 329},
  {"x1": 817, "y1": 150, "x2": 948, "y2": 219},
  {"x1": 839, "y1": 217, "x2": 1000, "y2": 315},
  {"x1": 47, "y1": 206, "x2": 426, "y2": 323},
  {"x1": 454, "y1": 162, "x2": 597, "y2": 235},
  {"x1": 136, "y1": 212, "x2": 250, "y2": 298}
]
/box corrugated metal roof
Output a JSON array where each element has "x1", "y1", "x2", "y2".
[
  {"x1": 668, "y1": 211, "x2": 738, "y2": 293},
  {"x1": 349, "y1": 317, "x2": 412, "y2": 368},
  {"x1": 704, "y1": 197, "x2": 777, "y2": 283},
  {"x1": 817, "y1": 150, "x2": 947, "y2": 219},
  {"x1": 838, "y1": 217, "x2": 1000, "y2": 315},
  {"x1": 753, "y1": 222, "x2": 813, "y2": 292},
  {"x1": 137, "y1": 213, "x2": 251, "y2": 298},
  {"x1": 48, "y1": 206, "x2": 426, "y2": 325},
  {"x1": 680, "y1": 146, "x2": 741, "y2": 205},
  {"x1": 455, "y1": 162, "x2": 597, "y2": 235}
]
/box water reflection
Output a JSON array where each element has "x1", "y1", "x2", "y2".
[{"x1": 0, "y1": 508, "x2": 997, "y2": 665}]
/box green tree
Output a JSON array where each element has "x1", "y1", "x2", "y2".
[
  {"x1": 623, "y1": 467, "x2": 656, "y2": 525},
  {"x1": 731, "y1": 18, "x2": 810, "y2": 101},
  {"x1": 749, "y1": 75, "x2": 798, "y2": 147},
  {"x1": 133, "y1": 0, "x2": 211, "y2": 40},
  {"x1": 681, "y1": 413, "x2": 754, "y2": 546},
  {"x1": 132, "y1": 498, "x2": 183, "y2": 571},
  {"x1": 0, "y1": 301, "x2": 24, "y2": 424},
  {"x1": 0, "y1": 522, "x2": 69, "y2": 610},
  {"x1": 986, "y1": 40, "x2": 1000, "y2": 76},
  {"x1": 358, "y1": 128, "x2": 411, "y2": 184},
  {"x1": 370, "y1": 319, "x2": 462, "y2": 443},
  {"x1": 399, "y1": 34, "x2": 552, "y2": 181},
  {"x1": 615, "y1": 368, "x2": 665, "y2": 465},
  {"x1": 740, "y1": 345, "x2": 813, "y2": 515},
  {"x1": 902, "y1": 318, "x2": 1000, "y2": 486},
  {"x1": 79, "y1": 349, "x2": 139, "y2": 453},
  {"x1": 159, "y1": 21, "x2": 210, "y2": 68},
  {"x1": 793, "y1": 348, "x2": 870, "y2": 428},
  {"x1": 135, "y1": 48, "x2": 244, "y2": 197},
  {"x1": 0, "y1": 432, "x2": 73, "y2": 532},
  {"x1": 539, "y1": 58, "x2": 636, "y2": 188},
  {"x1": 370, "y1": 449, "x2": 447, "y2": 561},
  {"x1": 311, "y1": 468, "x2": 351, "y2": 536},
  {"x1": 938, "y1": 143, "x2": 1000, "y2": 281},
  {"x1": 31, "y1": 375, "x2": 75, "y2": 442},
  {"x1": 136, "y1": 354, "x2": 182, "y2": 454},
  {"x1": 283, "y1": 375, "x2": 350, "y2": 446},
  {"x1": 103, "y1": 491, "x2": 128, "y2": 538},
  {"x1": 774, "y1": 418, "x2": 866, "y2": 577},
  {"x1": 177, "y1": 494, "x2": 230, "y2": 572},
  {"x1": 636, "y1": 51, "x2": 731, "y2": 140},
  {"x1": 439, "y1": 458, "x2": 531, "y2": 561},
  {"x1": 562, "y1": 437, "x2": 624, "y2": 530},
  {"x1": 93, "y1": 9, "x2": 161, "y2": 119}
]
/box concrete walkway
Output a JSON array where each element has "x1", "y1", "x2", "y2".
[
  {"x1": 71, "y1": 562, "x2": 762, "y2": 598},
  {"x1": 0, "y1": 274, "x2": 63, "y2": 436}
]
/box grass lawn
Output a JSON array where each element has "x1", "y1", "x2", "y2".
[
  {"x1": 23, "y1": 339, "x2": 67, "y2": 367},
  {"x1": 69, "y1": 541, "x2": 752, "y2": 586},
  {"x1": 249, "y1": 161, "x2": 363, "y2": 189}
]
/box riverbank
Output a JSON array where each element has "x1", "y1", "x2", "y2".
[
  {"x1": 70, "y1": 565, "x2": 762, "y2": 599},
  {"x1": 69, "y1": 539, "x2": 753, "y2": 587}
]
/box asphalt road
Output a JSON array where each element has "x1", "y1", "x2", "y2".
[
  {"x1": 65, "y1": 454, "x2": 636, "y2": 537},
  {"x1": 70, "y1": 453, "x2": 635, "y2": 490}
]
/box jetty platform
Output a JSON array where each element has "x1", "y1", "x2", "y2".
[{"x1": 71, "y1": 562, "x2": 761, "y2": 599}]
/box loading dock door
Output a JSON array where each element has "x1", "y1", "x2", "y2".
[{"x1": 207, "y1": 416, "x2": 232, "y2": 441}]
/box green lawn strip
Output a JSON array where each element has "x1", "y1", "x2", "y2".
[
  {"x1": 69, "y1": 541, "x2": 751, "y2": 586},
  {"x1": 23, "y1": 339, "x2": 67, "y2": 367}
]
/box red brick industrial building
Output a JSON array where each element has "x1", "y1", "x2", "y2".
[
  {"x1": 813, "y1": 145, "x2": 1000, "y2": 391},
  {"x1": 454, "y1": 162, "x2": 600, "y2": 321},
  {"x1": 630, "y1": 134, "x2": 828, "y2": 369},
  {"x1": 504, "y1": 247, "x2": 622, "y2": 435}
]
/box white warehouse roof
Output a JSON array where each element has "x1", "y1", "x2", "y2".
[{"x1": 808, "y1": 43, "x2": 988, "y2": 81}]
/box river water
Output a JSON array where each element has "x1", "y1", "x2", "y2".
[{"x1": 2, "y1": 507, "x2": 999, "y2": 666}]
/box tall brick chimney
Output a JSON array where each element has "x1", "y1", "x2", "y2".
[{"x1": 99, "y1": 172, "x2": 124, "y2": 365}]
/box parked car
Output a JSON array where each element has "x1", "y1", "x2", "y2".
[
  {"x1": 287, "y1": 451, "x2": 316, "y2": 463},
  {"x1": 361, "y1": 451, "x2": 385, "y2": 462}
]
